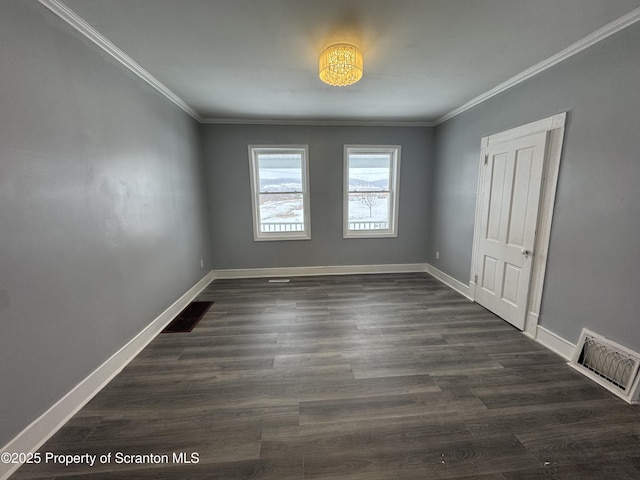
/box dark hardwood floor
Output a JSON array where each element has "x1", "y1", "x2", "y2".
[{"x1": 11, "y1": 273, "x2": 640, "y2": 479}]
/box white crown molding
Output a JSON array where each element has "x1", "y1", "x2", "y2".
[
  {"x1": 435, "y1": 7, "x2": 640, "y2": 125},
  {"x1": 37, "y1": 0, "x2": 202, "y2": 122},
  {"x1": 38, "y1": 2, "x2": 640, "y2": 128},
  {"x1": 0, "y1": 271, "x2": 215, "y2": 480},
  {"x1": 200, "y1": 117, "x2": 436, "y2": 127}
]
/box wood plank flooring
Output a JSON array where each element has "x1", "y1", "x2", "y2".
[{"x1": 10, "y1": 273, "x2": 640, "y2": 479}]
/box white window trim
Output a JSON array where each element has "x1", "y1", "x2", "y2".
[
  {"x1": 248, "y1": 145, "x2": 311, "y2": 241},
  {"x1": 343, "y1": 145, "x2": 401, "y2": 239}
]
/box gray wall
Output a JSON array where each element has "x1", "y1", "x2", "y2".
[
  {"x1": 430, "y1": 23, "x2": 640, "y2": 351},
  {"x1": 203, "y1": 124, "x2": 433, "y2": 269},
  {"x1": 0, "y1": 2, "x2": 211, "y2": 446}
]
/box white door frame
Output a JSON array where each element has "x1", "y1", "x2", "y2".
[{"x1": 469, "y1": 112, "x2": 566, "y2": 337}]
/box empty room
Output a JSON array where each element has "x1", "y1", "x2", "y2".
[{"x1": 2, "y1": 1, "x2": 640, "y2": 479}]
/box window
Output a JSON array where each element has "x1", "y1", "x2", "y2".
[
  {"x1": 248, "y1": 145, "x2": 311, "y2": 241},
  {"x1": 344, "y1": 145, "x2": 401, "y2": 238}
]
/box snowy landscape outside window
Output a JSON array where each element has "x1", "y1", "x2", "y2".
[
  {"x1": 248, "y1": 145, "x2": 311, "y2": 241},
  {"x1": 344, "y1": 145, "x2": 401, "y2": 238}
]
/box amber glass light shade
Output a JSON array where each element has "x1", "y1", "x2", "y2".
[{"x1": 318, "y1": 43, "x2": 363, "y2": 86}]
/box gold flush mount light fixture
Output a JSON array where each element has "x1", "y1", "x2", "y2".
[{"x1": 318, "y1": 43, "x2": 363, "y2": 87}]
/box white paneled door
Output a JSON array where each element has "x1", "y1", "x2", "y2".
[{"x1": 474, "y1": 131, "x2": 548, "y2": 330}]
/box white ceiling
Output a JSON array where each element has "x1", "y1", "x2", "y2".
[{"x1": 59, "y1": 0, "x2": 640, "y2": 124}]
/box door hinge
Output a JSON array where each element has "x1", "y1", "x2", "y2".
[
  {"x1": 474, "y1": 275, "x2": 478, "y2": 284},
  {"x1": 484, "y1": 154, "x2": 488, "y2": 165}
]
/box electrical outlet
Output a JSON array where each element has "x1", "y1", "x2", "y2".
[
  {"x1": 435, "y1": 251, "x2": 440, "y2": 260},
  {"x1": 200, "y1": 259, "x2": 204, "y2": 268}
]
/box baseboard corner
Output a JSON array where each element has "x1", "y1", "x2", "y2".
[{"x1": 425, "y1": 264, "x2": 473, "y2": 300}]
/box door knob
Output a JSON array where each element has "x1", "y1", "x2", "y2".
[{"x1": 521, "y1": 249, "x2": 532, "y2": 257}]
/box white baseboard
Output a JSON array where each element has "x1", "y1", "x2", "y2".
[
  {"x1": 422, "y1": 268, "x2": 574, "y2": 361},
  {"x1": 213, "y1": 263, "x2": 429, "y2": 279},
  {"x1": 534, "y1": 325, "x2": 576, "y2": 360},
  {"x1": 0, "y1": 271, "x2": 215, "y2": 480},
  {"x1": 424, "y1": 264, "x2": 473, "y2": 300}
]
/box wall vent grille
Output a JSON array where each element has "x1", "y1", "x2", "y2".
[{"x1": 570, "y1": 329, "x2": 640, "y2": 404}]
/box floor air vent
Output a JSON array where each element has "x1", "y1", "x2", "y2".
[{"x1": 570, "y1": 329, "x2": 640, "y2": 404}]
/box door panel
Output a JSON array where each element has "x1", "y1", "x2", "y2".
[
  {"x1": 507, "y1": 147, "x2": 535, "y2": 246},
  {"x1": 482, "y1": 256, "x2": 498, "y2": 292},
  {"x1": 502, "y1": 263, "x2": 521, "y2": 306},
  {"x1": 486, "y1": 152, "x2": 507, "y2": 241},
  {"x1": 475, "y1": 132, "x2": 548, "y2": 330}
]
